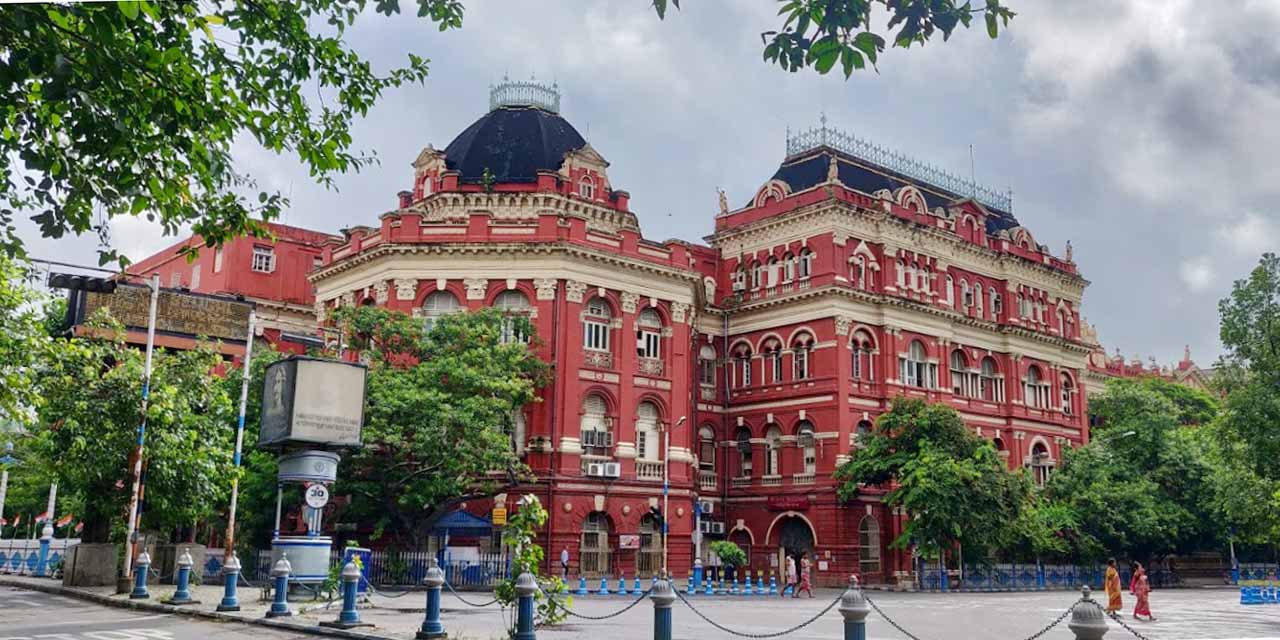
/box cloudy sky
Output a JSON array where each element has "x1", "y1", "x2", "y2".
[{"x1": 19, "y1": 1, "x2": 1280, "y2": 367}]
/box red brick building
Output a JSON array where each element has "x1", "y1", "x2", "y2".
[{"x1": 309, "y1": 80, "x2": 1092, "y2": 587}]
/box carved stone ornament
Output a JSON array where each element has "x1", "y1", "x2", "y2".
[
  {"x1": 703, "y1": 276, "x2": 716, "y2": 301},
  {"x1": 341, "y1": 292, "x2": 355, "y2": 308},
  {"x1": 534, "y1": 278, "x2": 558, "y2": 300},
  {"x1": 314, "y1": 300, "x2": 326, "y2": 323},
  {"x1": 393, "y1": 278, "x2": 417, "y2": 301},
  {"x1": 672, "y1": 302, "x2": 690, "y2": 324},
  {"x1": 826, "y1": 154, "x2": 840, "y2": 184},
  {"x1": 718, "y1": 188, "x2": 729, "y2": 215},
  {"x1": 373, "y1": 281, "x2": 389, "y2": 304},
  {"x1": 565, "y1": 280, "x2": 587, "y2": 303},
  {"x1": 620, "y1": 291, "x2": 639, "y2": 314},
  {"x1": 834, "y1": 316, "x2": 852, "y2": 336},
  {"x1": 464, "y1": 278, "x2": 488, "y2": 300}
]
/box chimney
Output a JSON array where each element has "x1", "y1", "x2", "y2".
[{"x1": 397, "y1": 190, "x2": 413, "y2": 208}]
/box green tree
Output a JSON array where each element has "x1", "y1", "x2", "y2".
[
  {"x1": 1216, "y1": 253, "x2": 1280, "y2": 481},
  {"x1": 834, "y1": 397, "x2": 1030, "y2": 558},
  {"x1": 26, "y1": 311, "x2": 237, "y2": 543},
  {"x1": 656, "y1": 0, "x2": 1015, "y2": 78},
  {"x1": 332, "y1": 305, "x2": 549, "y2": 549},
  {"x1": 708, "y1": 540, "x2": 748, "y2": 576},
  {"x1": 495, "y1": 494, "x2": 570, "y2": 627},
  {"x1": 0, "y1": 256, "x2": 55, "y2": 424}
]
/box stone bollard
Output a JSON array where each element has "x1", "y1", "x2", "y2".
[
  {"x1": 1067, "y1": 586, "x2": 1109, "y2": 640},
  {"x1": 217, "y1": 553, "x2": 242, "y2": 612},
  {"x1": 417, "y1": 559, "x2": 446, "y2": 639},
  {"x1": 839, "y1": 575, "x2": 870, "y2": 640},
  {"x1": 321, "y1": 561, "x2": 372, "y2": 629},
  {"x1": 576, "y1": 575, "x2": 588, "y2": 596},
  {"x1": 265, "y1": 555, "x2": 293, "y2": 618},
  {"x1": 163, "y1": 548, "x2": 199, "y2": 605},
  {"x1": 36, "y1": 524, "x2": 53, "y2": 577},
  {"x1": 651, "y1": 577, "x2": 675, "y2": 640},
  {"x1": 129, "y1": 552, "x2": 152, "y2": 600},
  {"x1": 514, "y1": 572, "x2": 538, "y2": 640}
]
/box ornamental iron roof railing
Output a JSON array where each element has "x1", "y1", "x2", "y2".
[
  {"x1": 489, "y1": 75, "x2": 561, "y2": 113},
  {"x1": 786, "y1": 117, "x2": 1013, "y2": 213}
]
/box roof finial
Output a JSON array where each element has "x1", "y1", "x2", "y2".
[{"x1": 819, "y1": 111, "x2": 828, "y2": 129}]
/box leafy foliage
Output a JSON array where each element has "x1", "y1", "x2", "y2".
[
  {"x1": 708, "y1": 540, "x2": 748, "y2": 570},
  {"x1": 26, "y1": 310, "x2": 236, "y2": 542},
  {"x1": 494, "y1": 495, "x2": 571, "y2": 627},
  {"x1": 332, "y1": 305, "x2": 549, "y2": 549},
  {"x1": 655, "y1": 0, "x2": 1014, "y2": 78},
  {"x1": 1216, "y1": 253, "x2": 1280, "y2": 481},
  {"x1": 0, "y1": 256, "x2": 56, "y2": 425},
  {"x1": 0, "y1": 1, "x2": 463, "y2": 264},
  {"x1": 834, "y1": 397, "x2": 1030, "y2": 557}
]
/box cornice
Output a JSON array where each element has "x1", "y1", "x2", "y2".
[{"x1": 392, "y1": 190, "x2": 640, "y2": 234}]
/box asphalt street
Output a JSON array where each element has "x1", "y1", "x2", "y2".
[{"x1": 0, "y1": 588, "x2": 305, "y2": 640}]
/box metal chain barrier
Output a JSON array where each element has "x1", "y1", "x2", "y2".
[
  {"x1": 1107, "y1": 611, "x2": 1156, "y2": 640},
  {"x1": 1022, "y1": 603, "x2": 1076, "y2": 640},
  {"x1": 442, "y1": 577, "x2": 500, "y2": 607},
  {"x1": 864, "y1": 593, "x2": 928, "y2": 640},
  {"x1": 543, "y1": 584, "x2": 651, "y2": 621},
  {"x1": 675, "y1": 586, "x2": 844, "y2": 638},
  {"x1": 360, "y1": 575, "x2": 415, "y2": 599}
]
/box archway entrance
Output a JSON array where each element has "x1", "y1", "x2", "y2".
[{"x1": 775, "y1": 516, "x2": 815, "y2": 584}]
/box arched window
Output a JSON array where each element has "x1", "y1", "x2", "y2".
[
  {"x1": 974, "y1": 281, "x2": 984, "y2": 316},
  {"x1": 751, "y1": 260, "x2": 764, "y2": 289},
  {"x1": 583, "y1": 297, "x2": 612, "y2": 353},
  {"x1": 944, "y1": 275, "x2": 955, "y2": 305},
  {"x1": 420, "y1": 290, "x2": 461, "y2": 331},
  {"x1": 855, "y1": 420, "x2": 873, "y2": 445},
  {"x1": 900, "y1": 339, "x2": 935, "y2": 389},
  {"x1": 980, "y1": 356, "x2": 1005, "y2": 402},
  {"x1": 494, "y1": 290, "x2": 531, "y2": 343},
  {"x1": 581, "y1": 512, "x2": 611, "y2": 577},
  {"x1": 510, "y1": 409, "x2": 527, "y2": 456},
  {"x1": 1060, "y1": 372, "x2": 1075, "y2": 415},
  {"x1": 579, "y1": 176, "x2": 596, "y2": 199},
  {"x1": 950, "y1": 349, "x2": 977, "y2": 398},
  {"x1": 993, "y1": 437, "x2": 1006, "y2": 452},
  {"x1": 735, "y1": 427, "x2": 753, "y2": 478},
  {"x1": 961, "y1": 280, "x2": 973, "y2": 308},
  {"x1": 580, "y1": 394, "x2": 612, "y2": 456},
  {"x1": 895, "y1": 260, "x2": 906, "y2": 289},
  {"x1": 1017, "y1": 293, "x2": 1029, "y2": 318},
  {"x1": 904, "y1": 263, "x2": 917, "y2": 291},
  {"x1": 699, "y1": 425, "x2": 716, "y2": 471},
  {"x1": 1056, "y1": 309, "x2": 1067, "y2": 335},
  {"x1": 859, "y1": 516, "x2": 881, "y2": 574},
  {"x1": 792, "y1": 333, "x2": 814, "y2": 380},
  {"x1": 799, "y1": 248, "x2": 814, "y2": 278},
  {"x1": 763, "y1": 339, "x2": 784, "y2": 384},
  {"x1": 797, "y1": 420, "x2": 816, "y2": 475},
  {"x1": 920, "y1": 266, "x2": 932, "y2": 293},
  {"x1": 636, "y1": 308, "x2": 662, "y2": 360},
  {"x1": 764, "y1": 425, "x2": 782, "y2": 476},
  {"x1": 851, "y1": 330, "x2": 875, "y2": 381},
  {"x1": 991, "y1": 288, "x2": 1002, "y2": 316},
  {"x1": 851, "y1": 255, "x2": 866, "y2": 289},
  {"x1": 767, "y1": 256, "x2": 780, "y2": 287},
  {"x1": 1029, "y1": 441, "x2": 1052, "y2": 486},
  {"x1": 637, "y1": 401, "x2": 660, "y2": 462},
  {"x1": 732, "y1": 266, "x2": 746, "y2": 291},
  {"x1": 698, "y1": 345, "x2": 717, "y2": 387},
  {"x1": 1025, "y1": 365, "x2": 1049, "y2": 409},
  {"x1": 637, "y1": 513, "x2": 662, "y2": 577},
  {"x1": 783, "y1": 252, "x2": 796, "y2": 283},
  {"x1": 734, "y1": 344, "x2": 754, "y2": 389}
]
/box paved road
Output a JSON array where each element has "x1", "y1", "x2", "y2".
[{"x1": 0, "y1": 588, "x2": 305, "y2": 640}]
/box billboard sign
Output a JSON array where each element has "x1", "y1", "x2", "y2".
[{"x1": 259, "y1": 357, "x2": 367, "y2": 448}]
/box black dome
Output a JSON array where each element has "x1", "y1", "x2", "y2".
[{"x1": 443, "y1": 106, "x2": 587, "y2": 184}]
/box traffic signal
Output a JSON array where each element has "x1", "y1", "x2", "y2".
[{"x1": 47, "y1": 272, "x2": 117, "y2": 293}]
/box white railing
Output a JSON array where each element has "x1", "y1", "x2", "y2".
[
  {"x1": 490, "y1": 78, "x2": 561, "y2": 113},
  {"x1": 699, "y1": 470, "x2": 717, "y2": 491},
  {"x1": 636, "y1": 460, "x2": 664, "y2": 481},
  {"x1": 761, "y1": 475, "x2": 783, "y2": 487},
  {"x1": 732, "y1": 476, "x2": 752, "y2": 488},
  {"x1": 792, "y1": 472, "x2": 816, "y2": 485}
]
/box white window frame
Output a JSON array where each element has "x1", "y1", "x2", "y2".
[
  {"x1": 899, "y1": 340, "x2": 936, "y2": 389},
  {"x1": 579, "y1": 176, "x2": 596, "y2": 199},
  {"x1": 251, "y1": 246, "x2": 276, "y2": 273},
  {"x1": 584, "y1": 298, "x2": 612, "y2": 352},
  {"x1": 213, "y1": 247, "x2": 223, "y2": 273},
  {"x1": 636, "y1": 309, "x2": 662, "y2": 359},
  {"x1": 421, "y1": 290, "x2": 461, "y2": 331},
  {"x1": 799, "y1": 248, "x2": 814, "y2": 278}
]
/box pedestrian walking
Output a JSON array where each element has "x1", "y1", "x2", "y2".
[
  {"x1": 1129, "y1": 561, "x2": 1145, "y2": 595},
  {"x1": 783, "y1": 555, "x2": 797, "y2": 597},
  {"x1": 1104, "y1": 558, "x2": 1123, "y2": 613},
  {"x1": 794, "y1": 555, "x2": 814, "y2": 598},
  {"x1": 1133, "y1": 572, "x2": 1156, "y2": 621},
  {"x1": 560, "y1": 548, "x2": 570, "y2": 581}
]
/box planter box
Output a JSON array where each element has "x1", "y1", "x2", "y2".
[{"x1": 62, "y1": 543, "x2": 119, "y2": 587}]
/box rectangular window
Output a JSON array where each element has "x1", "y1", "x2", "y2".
[
  {"x1": 170, "y1": 272, "x2": 182, "y2": 288},
  {"x1": 740, "y1": 358, "x2": 752, "y2": 388},
  {"x1": 699, "y1": 440, "x2": 715, "y2": 469},
  {"x1": 699, "y1": 359, "x2": 715, "y2": 386},
  {"x1": 313, "y1": 256, "x2": 323, "y2": 270},
  {"x1": 637, "y1": 330, "x2": 661, "y2": 359},
  {"x1": 191, "y1": 264, "x2": 201, "y2": 289},
  {"x1": 584, "y1": 321, "x2": 610, "y2": 351},
  {"x1": 214, "y1": 247, "x2": 223, "y2": 273},
  {"x1": 251, "y1": 246, "x2": 276, "y2": 273}
]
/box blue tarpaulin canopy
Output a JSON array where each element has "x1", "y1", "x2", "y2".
[{"x1": 432, "y1": 510, "x2": 493, "y2": 538}]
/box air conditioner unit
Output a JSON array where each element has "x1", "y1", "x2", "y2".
[
  {"x1": 603, "y1": 462, "x2": 621, "y2": 478},
  {"x1": 698, "y1": 501, "x2": 714, "y2": 515},
  {"x1": 709, "y1": 522, "x2": 726, "y2": 535},
  {"x1": 586, "y1": 463, "x2": 605, "y2": 477},
  {"x1": 698, "y1": 520, "x2": 713, "y2": 534}
]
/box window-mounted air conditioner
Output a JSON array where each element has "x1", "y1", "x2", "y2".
[
  {"x1": 698, "y1": 501, "x2": 714, "y2": 515},
  {"x1": 586, "y1": 463, "x2": 606, "y2": 477},
  {"x1": 603, "y1": 462, "x2": 621, "y2": 478},
  {"x1": 709, "y1": 522, "x2": 726, "y2": 535}
]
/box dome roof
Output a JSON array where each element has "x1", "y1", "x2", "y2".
[{"x1": 443, "y1": 101, "x2": 587, "y2": 184}]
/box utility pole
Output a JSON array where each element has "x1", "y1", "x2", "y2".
[
  {"x1": 224, "y1": 311, "x2": 257, "y2": 561},
  {"x1": 121, "y1": 275, "x2": 160, "y2": 582}
]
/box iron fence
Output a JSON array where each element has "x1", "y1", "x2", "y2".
[{"x1": 203, "y1": 548, "x2": 509, "y2": 588}]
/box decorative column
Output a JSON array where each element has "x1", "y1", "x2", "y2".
[
  {"x1": 616, "y1": 291, "x2": 640, "y2": 475},
  {"x1": 835, "y1": 316, "x2": 854, "y2": 462}
]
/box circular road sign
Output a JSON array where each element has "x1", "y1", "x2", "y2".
[{"x1": 305, "y1": 483, "x2": 330, "y2": 509}]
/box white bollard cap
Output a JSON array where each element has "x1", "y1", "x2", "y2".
[{"x1": 177, "y1": 548, "x2": 194, "y2": 567}]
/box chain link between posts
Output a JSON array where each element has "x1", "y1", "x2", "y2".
[
  {"x1": 541, "y1": 583, "x2": 652, "y2": 620},
  {"x1": 863, "y1": 593, "x2": 928, "y2": 640},
  {"x1": 1023, "y1": 603, "x2": 1077, "y2": 640},
  {"x1": 442, "y1": 577, "x2": 500, "y2": 607},
  {"x1": 674, "y1": 586, "x2": 845, "y2": 639},
  {"x1": 1108, "y1": 611, "x2": 1156, "y2": 640}
]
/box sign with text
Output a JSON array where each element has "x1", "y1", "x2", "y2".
[
  {"x1": 618, "y1": 534, "x2": 641, "y2": 550},
  {"x1": 259, "y1": 357, "x2": 367, "y2": 448},
  {"x1": 80, "y1": 283, "x2": 252, "y2": 342},
  {"x1": 766, "y1": 495, "x2": 811, "y2": 511}
]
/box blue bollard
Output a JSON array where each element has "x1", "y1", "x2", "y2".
[
  {"x1": 598, "y1": 576, "x2": 610, "y2": 596},
  {"x1": 418, "y1": 560, "x2": 446, "y2": 639},
  {"x1": 651, "y1": 577, "x2": 675, "y2": 640},
  {"x1": 686, "y1": 573, "x2": 696, "y2": 595},
  {"x1": 940, "y1": 567, "x2": 950, "y2": 593},
  {"x1": 745, "y1": 574, "x2": 755, "y2": 596},
  {"x1": 840, "y1": 576, "x2": 870, "y2": 640},
  {"x1": 265, "y1": 556, "x2": 292, "y2": 618},
  {"x1": 1036, "y1": 564, "x2": 1047, "y2": 591},
  {"x1": 36, "y1": 524, "x2": 53, "y2": 577},
  {"x1": 129, "y1": 551, "x2": 152, "y2": 600},
  {"x1": 163, "y1": 548, "x2": 199, "y2": 605},
  {"x1": 716, "y1": 579, "x2": 725, "y2": 596},
  {"x1": 321, "y1": 561, "x2": 371, "y2": 629},
  {"x1": 769, "y1": 572, "x2": 778, "y2": 595},
  {"x1": 693, "y1": 558, "x2": 704, "y2": 592},
  {"x1": 1231, "y1": 566, "x2": 1240, "y2": 585},
  {"x1": 634, "y1": 577, "x2": 642, "y2": 594},
  {"x1": 576, "y1": 575, "x2": 588, "y2": 596},
  {"x1": 705, "y1": 575, "x2": 714, "y2": 596},
  {"x1": 619, "y1": 575, "x2": 628, "y2": 595},
  {"x1": 731, "y1": 577, "x2": 739, "y2": 595},
  {"x1": 217, "y1": 553, "x2": 242, "y2": 612},
  {"x1": 514, "y1": 572, "x2": 537, "y2": 640}
]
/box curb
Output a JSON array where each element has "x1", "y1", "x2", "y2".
[{"x1": 0, "y1": 577, "x2": 401, "y2": 640}]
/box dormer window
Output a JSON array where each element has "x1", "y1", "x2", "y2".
[{"x1": 579, "y1": 176, "x2": 596, "y2": 199}]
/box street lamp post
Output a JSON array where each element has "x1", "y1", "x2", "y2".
[
  {"x1": 121, "y1": 275, "x2": 160, "y2": 584},
  {"x1": 661, "y1": 416, "x2": 686, "y2": 577},
  {"x1": 224, "y1": 311, "x2": 257, "y2": 562}
]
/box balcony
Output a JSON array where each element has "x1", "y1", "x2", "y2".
[
  {"x1": 792, "y1": 472, "x2": 815, "y2": 485},
  {"x1": 636, "y1": 460, "x2": 664, "y2": 481},
  {"x1": 637, "y1": 357, "x2": 664, "y2": 376},
  {"x1": 699, "y1": 469, "x2": 717, "y2": 491},
  {"x1": 761, "y1": 475, "x2": 783, "y2": 487},
  {"x1": 731, "y1": 476, "x2": 752, "y2": 489},
  {"x1": 583, "y1": 350, "x2": 614, "y2": 369}
]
